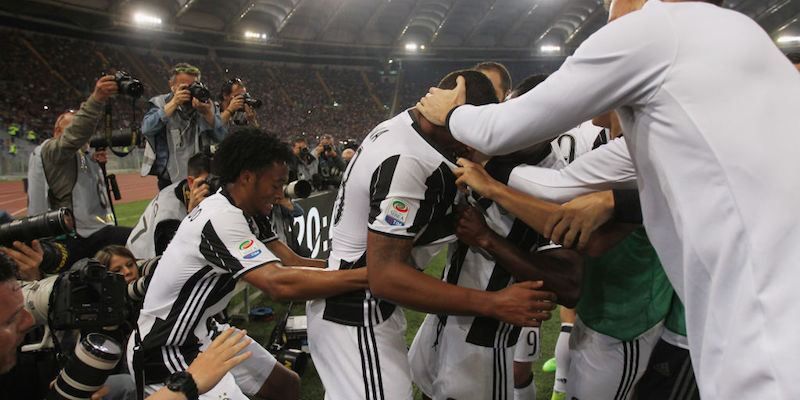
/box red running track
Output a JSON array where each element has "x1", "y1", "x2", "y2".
[{"x1": 0, "y1": 173, "x2": 159, "y2": 217}]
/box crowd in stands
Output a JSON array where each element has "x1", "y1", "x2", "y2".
[{"x1": 0, "y1": 27, "x2": 560, "y2": 162}]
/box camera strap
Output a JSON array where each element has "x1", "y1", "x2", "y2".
[{"x1": 103, "y1": 100, "x2": 139, "y2": 158}]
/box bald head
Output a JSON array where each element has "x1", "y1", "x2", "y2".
[{"x1": 53, "y1": 111, "x2": 75, "y2": 138}]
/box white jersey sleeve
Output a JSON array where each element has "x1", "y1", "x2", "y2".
[
  {"x1": 448, "y1": 9, "x2": 670, "y2": 155},
  {"x1": 507, "y1": 137, "x2": 636, "y2": 204},
  {"x1": 202, "y1": 209, "x2": 280, "y2": 278},
  {"x1": 367, "y1": 154, "x2": 434, "y2": 239}
]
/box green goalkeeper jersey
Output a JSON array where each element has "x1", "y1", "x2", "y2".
[
  {"x1": 576, "y1": 226, "x2": 673, "y2": 341},
  {"x1": 664, "y1": 293, "x2": 687, "y2": 336}
]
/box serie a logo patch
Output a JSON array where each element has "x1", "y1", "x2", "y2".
[
  {"x1": 385, "y1": 199, "x2": 410, "y2": 226},
  {"x1": 238, "y1": 239, "x2": 262, "y2": 259}
]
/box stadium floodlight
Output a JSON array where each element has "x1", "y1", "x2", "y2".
[
  {"x1": 541, "y1": 44, "x2": 561, "y2": 53},
  {"x1": 405, "y1": 42, "x2": 419, "y2": 52},
  {"x1": 133, "y1": 12, "x2": 162, "y2": 26},
  {"x1": 420, "y1": 45, "x2": 426, "y2": 50},
  {"x1": 777, "y1": 36, "x2": 800, "y2": 44},
  {"x1": 244, "y1": 31, "x2": 268, "y2": 40}
]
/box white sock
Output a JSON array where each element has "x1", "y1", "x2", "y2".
[
  {"x1": 514, "y1": 374, "x2": 536, "y2": 400},
  {"x1": 553, "y1": 323, "x2": 573, "y2": 393}
]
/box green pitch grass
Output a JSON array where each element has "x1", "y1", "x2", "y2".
[{"x1": 116, "y1": 201, "x2": 562, "y2": 399}]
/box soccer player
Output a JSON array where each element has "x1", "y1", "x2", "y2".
[
  {"x1": 454, "y1": 110, "x2": 673, "y2": 400},
  {"x1": 419, "y1": 1, "x2": 800, "y2": 396},
  {"x1": 306, "y1": 70, "x2": 557, "y2": 400},
  {"x1": 408, "y1": 125, "x2": 583, "y2": 400},
  {"x1": 129, "y1": 128, "x2": 368, "y2": 399}
]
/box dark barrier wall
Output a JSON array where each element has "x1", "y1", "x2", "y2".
[{"x1": 290, "y1": 190, "x2": 337, "y2": 259}]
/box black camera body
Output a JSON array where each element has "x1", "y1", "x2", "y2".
[
  {"x1": 113, "y1": 71, "x2": 144, "y2": 99},
  {"x1": 240, "y1": 92, "x2": 263, "y2": 109},
  {"x1": 200, "y1": 175, "x2": 223, "y2": 197},
  {"x1": 323, "y1": 144, "x2": 332, "y2": 153},
  {"x1": 50, "y1": 258, "x2": 128, "y2": 331},
  {"x1": 187, "y1": 81, "x2": 211, "y2": 103}
]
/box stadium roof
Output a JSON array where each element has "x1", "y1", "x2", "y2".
[{"x1": 2, "y1": 0, "x2": 800, "y2": 62}]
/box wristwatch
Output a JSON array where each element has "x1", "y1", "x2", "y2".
[{"x1": 165, "y1": 371, "x2": 199, "y2": 400}]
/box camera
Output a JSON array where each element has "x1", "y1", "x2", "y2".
[
  {"x1": 323, "y1": 144, "x2": 332, "y2": 153},
  {"x1": 0, "y1": 208, "x2": 74, "y2": 246},
  {"x1": 112, "y1": 71, "x2": 144, "y2": 99},
  {"x1": 340, "y1": 138, "x2": 359, "y2": 151},
  {"x1": 0, "y1": 208, "x2": 75, "y2": 274},
  {"x1": 240, "y1": 92, "x2": 263, "y2": 109},
  {"x1": 48, "y1": 333, "x2": 122, "y2": 400},
  {"x1": 52, "y1": 258, "x2": 128, "y2": 330},
  {"x1": 284, "y1": 180, "x2": 312, "y2": 199},
  {"x1": 267, "y1": 303, "x2": 309, "y2": 376},
  {"x1": 200, "y1": 175, "x2": 223, "y2": 197},
  {"x1": 186, "y1": 81, "x2": 211, "y2": 103},
  {"x1": 298, "y1": 146, "x2": 314, "y2": 163},
  {"x1": 89, "y1": 131, "x2": 141, "y2": 150},
  {"x1": 127, "y1": 256, "x2": 160, "y2": 302}
]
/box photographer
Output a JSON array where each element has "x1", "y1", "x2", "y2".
[
  {"x1": 289, "y1": 137, "x2": 317, "y2": 183},
  {"x1": 127, "y1": 153, "x2": 212, "y2": 259},
  {"x1": 141, "y1": 63, "x2": 225, "y2": 190},
  {"x1": 0, "y1": 253, "x2": 35, "y2": 375},
  {"x1": 313, "y1": 134, "x2": 344, "y2": 190},
  {"x1": 219, "y1": 78, "x2": 260, "y2": 128},
  {"x1": 27, "y1": 75, "x2": 131, "y2": 266}
]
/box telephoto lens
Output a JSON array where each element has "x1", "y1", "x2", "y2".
[
  {"x1": 127, "y1": 256, "x2": 160, "y2": 302},
  {"x1": 0, "y1": 208, "x2": 74, "y2": 245},
  {"x1": 47, "y1": 333, "x2": 122, "y2": 400},
  {"x1": 89, "y1": 131, "x2": 141, "y2": 149},
  {"x1": 284, "y1": 180, "x2": 312, "y2": 199}
]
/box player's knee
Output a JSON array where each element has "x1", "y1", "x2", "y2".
[
  {"x1": 258, "y1": 363, "x2": 300, "y2": 400},
  {"x1": 513, "y1": 361, "x2": 533, "y2": 386}
]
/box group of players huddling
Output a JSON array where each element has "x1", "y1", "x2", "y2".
[{"x1": 109, "y1": 0, "x2": 800, "y2": 399}]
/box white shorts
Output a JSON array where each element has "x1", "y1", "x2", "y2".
[
  {"x1": 128, "y1": 321, "x2": 276, "y2": 398},
  {"x1": 409, "y1": 314, "x2": 515, "y2": 400},
  {"x1": 306, "y1": 299, "x2": 412, "y2": 400},
  {"x1": 207, "y1": 321, "x2": 278, "y2": 396},
  {"x1": 567, "y1": 317, "x2": 663, "y2": 400},
  {"x1": 144, "y1": 372, "x2": 246, "y2": 399},
  {"x1": 513, "y1": 326, "x2": 542, "y2": 363}
]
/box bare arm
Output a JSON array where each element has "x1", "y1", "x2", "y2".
[
  {"x1": 266, "y1": 240, "x2": 326, "y2": 269},
  {"x1": 366, "y1": 230, "x2": 556, "y2": 327},
  {"x1": 242, "y1": 261, "x2": 367, "y2": 302},
  {"x1": 456, "y1": 206, "x2": 584, "y2": 307},
  {"x1": 454, "y1": 158, "x2": 560, "y2": 234},
  {"x1": 456, "y1": 158, "x2": 632, "y2": 253}
]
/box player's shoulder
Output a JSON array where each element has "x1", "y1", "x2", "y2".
[
  {"x1": 187, "y1": 192, "x2": 246, "y2": 227},
  {"x1": 361, "y1": 113, "x2": 447, "y2": 170}
]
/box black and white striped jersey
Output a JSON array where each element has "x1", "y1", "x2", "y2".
[
  {"x1": 134, "y1": 189, "x2": 279, "y2": 383},
  {"x1": 323, "y1": 110, "x2": 460, "y2": 326},
  {"x1": 438, "y1": 150, "x2": 564, "y2": 348}
]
